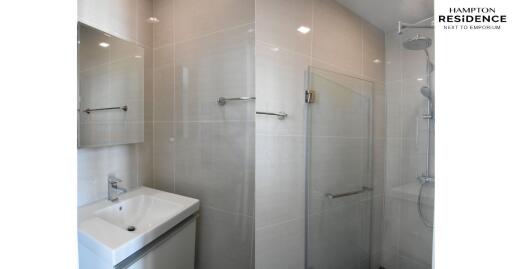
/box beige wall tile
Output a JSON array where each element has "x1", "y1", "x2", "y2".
[
  {"x1": 141, "y1": 48, "x2": 154, "y2": 187},
  {"x1": 153, "y1": 0, "x2": 173, "y2": 47},
  {"x1": 144, "y1": 48, "x2": 154, "y2": 123},
  {"x1": 137, "y1": 127, "x2": 154, "y2": 187},
  {"x1": 373, "y1": 84, "x2": 386, "y2": 139},
  {"x1": 255, "y1": 219, "x2": 304, "y2": 269},
  {"x1": 136, "y1": 0, "x2": 153, "y2": 47},
  {"x1": 255, "y1": 135, "x2": 305, "y2": 228},
  {"x1": 385, "y1": 31, "x2": 402, "y2": 82},
  {"x1": 153, "y1": 122, "x2": 174, "y2": 192},
  {"x1": 77, "y1": 145, "x2": 139, "y2": 206},
  {"x1": 153, "y1": 45, "x2": 174, "y2": 121},
  {"x1": 363, "y1": 21, "x2": 385, "y2": 83},
  {"x1": 312, "y1": 0, "x2": 363, "y2": 76},
  {"x1": 173, "y1": 0, "x2": 254, "y2": 43},
  {"x1": 174, "y1": 121, "x2": 255, "y2": 216},
  {"x1": 256, "y1": 0, "x2": 313, "y2": 55},
  {"x1": 196, "y1": 207, "x2": 254, "y2": 268}
]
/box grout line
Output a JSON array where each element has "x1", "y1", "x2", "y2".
[
  {"x1": 152, "y1": 43, "x2": 173, "y2": 53},
  {"x1": 256, "y1": 40, "x2": 312, "y2": 60},
  {"x1": 255, "y1": 133, "x2": 371, "y2": 139},
  {"x1": 361, "y1": 18, "x2": 365, "y2": 79},
  {"x1": 203, "y1": 204, "x2": 255, "y2": 219},
  {"x1": 309, "y1": 0, "x2": 315, "y2": 60},
  {"x1": 151, "y1": 0, "x2": 156, "y2": 189},
  {"x1": 171, "y1": 22, "x2": 255, "y2": 46},
  {"x1": 135, "y1": 0, "x2": 139, "y2": 46},
  {"x1": 310, "y1": 57, "x2": 371, "y2": 82},
  {"x1": 136, "y1": 144, "x2": 140, "y2": 187},
  {"x1": 256, "y1": 216, "x2": 304, "y2": 231},
  {"x1": 153, "y1": 119, "x2": 255, "y2": 124},
  {"x1": 255, "y1": 133, "x2": 306, "y2": 138},
  {"x1": 171, "y1": 0, "x2": 176, "y2": 193}
]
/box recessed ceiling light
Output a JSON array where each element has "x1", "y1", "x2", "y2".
[
  {"x1": 297, "y1": 26, "x2": 311, "y2": 34},
  {"x1": 99, "y1": 42, "x2": 110, "y2": 48},
  {"x1": 373, "y1": 59, "x2": 381, "y2": 64},
  {"x1": 417, "y1": 78, "x2": 424, "y2": 81},
  {"x1": 270, "y1": 47, "x2": 280, "y2": 52},
  {"x1": 134, "y1": 55, "x2": 142, "y2": 58},
  {"x1": 147, "y1": 17, "x2": 160, "y2": 23}
]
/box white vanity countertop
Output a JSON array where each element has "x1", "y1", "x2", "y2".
[{"x1": 77, "y1": 187, "x2": 199, "y2": 266}]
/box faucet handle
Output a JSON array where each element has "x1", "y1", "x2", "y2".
[{"x1": 108, "y1": 175, "x2": 123, "y2": 184}]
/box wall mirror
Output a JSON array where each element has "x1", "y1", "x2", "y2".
[{"x1": 78, "y1": 23, "x2": 144, "y2": 148}]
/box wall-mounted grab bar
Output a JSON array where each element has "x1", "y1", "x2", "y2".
[
  {"x1": 256, "y1": 111, "x2": 288, "y2": 120},
  {"x1": 325, "y1": 186, "x2": 372, "y2": 199},
  {"x1": 83, "y1": 105, "x2": 128, "y2": 114},
  {"x1": 217, "y1": 96, "x2": 256, "y2": 105}
]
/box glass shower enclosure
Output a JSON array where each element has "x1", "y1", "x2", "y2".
[{"x1": 305, "y1": 67, "x2": 374, "y2": 269}]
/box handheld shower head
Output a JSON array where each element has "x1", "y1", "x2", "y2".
[{"x1": 420, "y1": 86, "x2": 432, "y2": 100}]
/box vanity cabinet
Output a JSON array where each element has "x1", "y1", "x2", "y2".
[{"x1": 125, "y1": 219, "x2": 196, "y2": 269}]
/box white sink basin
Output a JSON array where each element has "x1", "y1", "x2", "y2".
[
  {"x1": 78, "y1": 187, "x2": 199, "y2": 266},
  {"x1": 94, "y1": 195, "x2": 183, "y2": 234}
]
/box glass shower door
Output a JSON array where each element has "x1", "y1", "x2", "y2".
[{"x1": 306, "y1": 67, "x2": 374, "y2": 269}]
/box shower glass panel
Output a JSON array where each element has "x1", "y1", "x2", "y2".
[{"x1": 306, "y1": 67, "x2": 374, "y2": 269}]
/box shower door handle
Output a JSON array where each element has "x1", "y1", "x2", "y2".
[{"x1": 325, "y1": 186, "x2": 372, "y2": 199}]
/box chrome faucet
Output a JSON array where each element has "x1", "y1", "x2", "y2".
[{"x1": 108, "y1": 175, "x2": 127, "y2": 202}]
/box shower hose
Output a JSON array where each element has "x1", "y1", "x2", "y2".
[{"x1": 418, "y1": 180, "x2": 434, "y2": 229}]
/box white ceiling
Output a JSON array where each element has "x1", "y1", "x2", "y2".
[{"x1": 336, "y1": 0, "x2": 433, "y2": 32}]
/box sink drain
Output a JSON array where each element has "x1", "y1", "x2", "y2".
[{"x1": 127, "y1": 226, "x2": 136, "y2": 232}]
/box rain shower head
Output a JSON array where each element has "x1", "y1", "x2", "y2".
[{"x1": 403, "y1": 34, "x2": 432, "y2": 50}]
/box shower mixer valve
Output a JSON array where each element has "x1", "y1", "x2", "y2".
[{"x1": 417, "y1": 175, "x2": 434, "y2": 183}]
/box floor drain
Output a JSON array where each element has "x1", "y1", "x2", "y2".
[{"x1": 127, "y1": 226, "x2": 136, "y2": 232}]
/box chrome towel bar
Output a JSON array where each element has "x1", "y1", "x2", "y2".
[
  {"x1": 325, "y1": 186, "x2": 372, "y2": 199},
  {"x1": 256, "y1": 111, "x2": 288, "y2": 120},
  {"x1": 217, "y1": 96, "x2": 255, "y2": 105},
  {"x1": 83, "y1": 105, "x2": 128, "y2": 114}
]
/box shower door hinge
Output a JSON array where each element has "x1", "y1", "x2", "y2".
[{"x1": 305, "y1": 90, "x2": 315, "y2": 103}]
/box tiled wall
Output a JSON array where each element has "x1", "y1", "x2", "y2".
[
  {"x1": 77, "y1": 0, "x2": 154, "y2": 206},
  {"x1": 151, "y1": 0, "x2": 255, "y2": 268},
  {"x1": 381, "y1": 28, "x2": 435, "y2": 269},
  {"x1": 254, "y1": 0, "x2": 385, "y2": 268}
]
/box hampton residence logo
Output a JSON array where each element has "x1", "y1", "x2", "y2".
[{"x1": 439, "y1": 7, "x2": 508, "y2": 31}]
